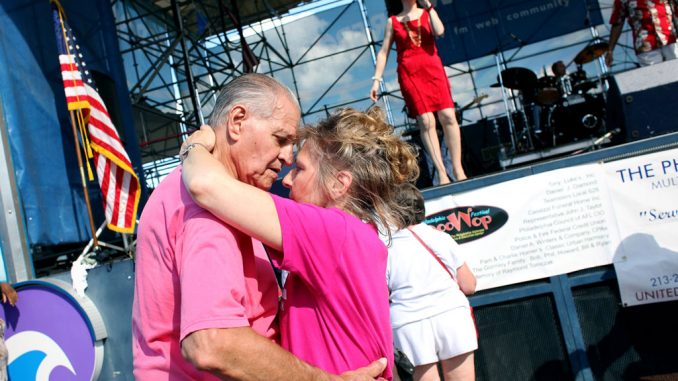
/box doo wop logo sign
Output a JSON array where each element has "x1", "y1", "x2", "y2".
[
  {"x1": 0, "y1": 280, "x2": 105, "y2": 381},
  {"x1": 424, "y1": 205, "x2": 509, "y2": 244}
]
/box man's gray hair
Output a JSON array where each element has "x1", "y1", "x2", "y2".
[{"x1": 209, "y1": 73, "x2": 298, "y2": 128}]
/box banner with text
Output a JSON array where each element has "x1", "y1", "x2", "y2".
[
  {"x1": 434, "y1": 0, "x2": 603, "y2": 64},
  {"x1": 425, "y1": 163, "x2": 620, "y2": 290},
  {"x1": 605, "y1": 149, "x2": 678, "y2": 307}
]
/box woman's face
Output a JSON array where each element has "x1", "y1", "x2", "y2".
[{"x1": 282, "y1": 145, "x2": 330, "y2": 207}]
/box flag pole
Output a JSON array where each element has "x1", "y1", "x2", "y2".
[{"x1": 69, "y1": 110, "x2": 99, "y2": 248}]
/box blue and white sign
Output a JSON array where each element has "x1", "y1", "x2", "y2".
[
  {"x1": 435, "y1": 0, "x2": 604, "y2": 64},
  {"x1": 606, "y1": 148, "x2": 678, "y2": 306}
]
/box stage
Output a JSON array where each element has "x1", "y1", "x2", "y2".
[{"x1": 499, "y1": 138, "x2": 605, "y2": 169}]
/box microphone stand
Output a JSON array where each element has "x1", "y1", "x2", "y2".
[
  {"x1": 583, "y1": 0, "x2": 609, "y2": 98},
  {"x1": 493, "y1": 50, "x2": 517, "y2": 155},
  {"x1": 493, "y1": 32, "x2": 533, "y2": 158}
]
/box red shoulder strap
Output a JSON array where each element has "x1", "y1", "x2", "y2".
[{"x1": 407, "y1": 227, "x2": 456, "y2": 282}]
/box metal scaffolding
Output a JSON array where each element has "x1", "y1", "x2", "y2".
[
  {"x1": 112, "y1": 0, "x2": 630, "y2": 188},
  {"x1": 114, "y1": 0, "x2": 402, "y2": 187}
]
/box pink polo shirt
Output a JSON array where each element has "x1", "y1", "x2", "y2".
[
  {"x1": 132, "y1": 167, "x2": 280, "y2": 380},
  {"x1": 271, "y1": 195, "x2": 394, "y2": 380}
]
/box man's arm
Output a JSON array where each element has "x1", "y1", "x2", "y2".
[
  {"x1": 606, "y1": 23, "x2": 624, "y2": 67},
  {"x1": 605, "y1": 0, "x2": 626, "y2": 67},
  {"x1": 182, "y1": 327, "x2": 387, "y2": 381}
]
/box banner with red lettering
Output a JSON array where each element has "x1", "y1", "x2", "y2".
[
  {"x1": 424, "y1": 163, "x2": 620, "y2": 291},
  {"x1": 605, "y1": 149, "x2": 678, "y2": 307}
]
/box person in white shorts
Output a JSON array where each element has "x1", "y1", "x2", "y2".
[{"x1": 386, "y1": 183, "x2": 477, "y2": 381}]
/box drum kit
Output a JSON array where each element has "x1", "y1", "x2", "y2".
[{"x1": 490, "y1": 41, "x2": 609, "y2": 151}]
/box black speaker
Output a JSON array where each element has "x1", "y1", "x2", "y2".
[
  {"x1": 606, "y1": 60, "x2": 678, "y2": 142},
  {"x1": 460, "y1": 118, "x2": 511, "y2": 177}
]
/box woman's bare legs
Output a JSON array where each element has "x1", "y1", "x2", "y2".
[
  {"x1": 440, "y1": 352, "x2": 475, "y2": 381},
  {"x1": 417, "y1": 112, "x2": 450, "y2": 185},
  {"x1": 413, "y1": 362, "x2": 441, "y2": 381},
  {"x1": 437, "y1": 108, "x2": 467, "y2": 181}
]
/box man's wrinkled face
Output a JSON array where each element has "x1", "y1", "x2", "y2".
[{"x1": 234, "y1": 95, "x2": 300, "y2": 190}]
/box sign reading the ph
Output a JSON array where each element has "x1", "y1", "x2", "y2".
[{"x1": 615, "y1": 157, "x2": 678, "y2": 183}]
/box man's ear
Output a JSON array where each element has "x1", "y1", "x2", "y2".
[
  {"x1": 329, "y1": 170, "x2": 353, "y2": 200},
  {"x1": 226, "y1": 105, "x2": 247, "y2": 142}
]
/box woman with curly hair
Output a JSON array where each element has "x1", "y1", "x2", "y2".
[{"x1": 181, "y1": 107, "x2": 420, "y2": 380}]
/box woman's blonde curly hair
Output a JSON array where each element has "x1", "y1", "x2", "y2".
[{"x1": 299, "y1": 106, "x2": 420, "y2": 236}]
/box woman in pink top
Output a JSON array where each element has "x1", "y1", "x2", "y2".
[{"x1": 181, "y1": 107, "x2": 419, "y2": 380}]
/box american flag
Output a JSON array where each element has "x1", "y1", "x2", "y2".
[{"x1": 52, "y1": 1, "x2": 140, "y2": 234}]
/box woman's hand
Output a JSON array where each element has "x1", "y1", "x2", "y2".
[
  {"x1": 369, "y1": 81, "x2": 380, "y2": 102},
  {"x1": 181, "y1": 124, "x2": 216, "y2": 155}
]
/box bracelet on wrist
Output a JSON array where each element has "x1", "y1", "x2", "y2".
[
  {"x1": 371, "y1": 76, "x2": 383, "y2": 82},
  {"x1": 180, "y1": 142, "x2": 208, "y2": 162}
]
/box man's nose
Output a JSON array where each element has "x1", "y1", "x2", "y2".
[{"x1": 280, "y1": 144, "x2": 294, "y2": 166}]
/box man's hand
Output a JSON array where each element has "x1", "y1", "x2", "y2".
[
  {"x1": 605, "y1": 50, "x2": 614, "y2": 67},
  {"x1": 1, "y1": 282, "x2": 18, "y2": 306},
  {"x1": 338, "y1": 358, "x2": 388, "y2": 381}
]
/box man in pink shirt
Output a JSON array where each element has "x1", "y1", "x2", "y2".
[{"x1": 132, "y1": 74, "x2": 386, "y2": 380}]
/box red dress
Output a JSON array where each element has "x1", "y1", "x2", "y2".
[{"x1": 392, "y1": 9, "x2": 454, "y2": 118}]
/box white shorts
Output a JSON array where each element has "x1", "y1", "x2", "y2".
[
  {"x1": 393, "y1": 307, "x2": 478, "y2": 366},
  {"x1": 637, "y1": 44, "x2": 678, "y2": 66}
]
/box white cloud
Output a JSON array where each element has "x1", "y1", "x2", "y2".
[{"x1": 254, "y1": 12, "x2": 378, "y2": 110}]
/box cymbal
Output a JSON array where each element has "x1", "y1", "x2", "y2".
[
  {"x1": 497, "y1": 67, "x2": 537, "y2": 90},
  {"x1": 574, "y1": 41, "x2": 609, "y2": 65}
]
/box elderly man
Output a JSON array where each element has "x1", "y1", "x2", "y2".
[
  {"x1": 606, "y1": 0, "x2": 678, "y2": 67},
  {"x1": 132, "y1": 74, "x2": 386, "y2": 380}
]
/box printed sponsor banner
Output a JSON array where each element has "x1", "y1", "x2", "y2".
[
  {"x1": 425, "y1": 163, "x2": 620, "y2": 290},
  {"x1": 605, "y1": 149, "x2": 678, "y2": 306},
  {"x1": 435, "y1": 0, "x2": 603, "y2": 64}
]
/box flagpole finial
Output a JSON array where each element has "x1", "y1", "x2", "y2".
[{"x1": 51, "y1": 0, "x2": 66, "y2": 18}]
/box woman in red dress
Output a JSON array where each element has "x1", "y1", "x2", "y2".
[{"x1": 370, "y1": 0, "x2": 467, "y2": 184}]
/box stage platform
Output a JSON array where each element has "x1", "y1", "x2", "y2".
[
  {"x1": 498, "y1": 138, "x2": 605, "y2": 169},
  {"x1": 423, "y1": 131, "x2": 678, "y2": 197}
]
